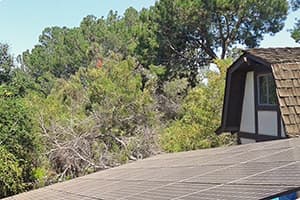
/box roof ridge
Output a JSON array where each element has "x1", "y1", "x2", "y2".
[
  {"x1": 244, "y1": 47, "x2": 300, "y2": 51},
  {"x1": 243, "y1": 47, "x2": 300, "y2": 64}
]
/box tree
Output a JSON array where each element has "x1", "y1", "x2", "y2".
[
  {"x1": 291, "y1": 0, "x2": 300, "y2": 10},
  {"x1": 22, "y1": 27, "x2": 90, "y2": 79},
  {"x1": 79, "y1": 8, "x2": 159, "y2": 67},
  {"x1": 22, "y1": 7, "x2": 160, "y2": 79},
  {"x1": 152, "y1": 0, "x2": 289, "y2": 85},
  {"x1": 290, "y1": 0, "x2": 300, "y2": 43},
  {"x1": 0, "y1": 86, "x2": 42, "y2": 187},
  {"x1": 0, "y1": 43, "x2": 14, "y2": 84},
  {"x1": 291, "y1": 20, "x2": 300, "y2": 43},
  {"x1": 160, "y1": 59, "x2": 235, "y2": 152},
  {"x1": 0, "y1": 146, "x2": 23, "y2": 198},
  {"x1": 29, "y1": 55, "x2": 160, "y2": 180}
]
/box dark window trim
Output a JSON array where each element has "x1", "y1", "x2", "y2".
[
  {"x1": 277, "y1": 108, "x2": 282, "y2": 137},
  {"x1": 256, "y1": 73, "x2": 277, "y2": 110},
  {"x1": 254, "y1": 71, "x2": 258, "y2": 135},
  {"x1": 257, "y1": 105, "x2": 278, "y2": 111},
  {"x1": 238, "y1": 131, "x2": 283, "y2": 142}
]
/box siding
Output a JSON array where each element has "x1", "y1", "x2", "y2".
[{"x1": 240, "y1": 72, "x2": 255, "y2": 133}]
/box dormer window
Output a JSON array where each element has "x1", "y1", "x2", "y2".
[{"x1": 258, "y1": 74, "x2": 276, "y2": 105}]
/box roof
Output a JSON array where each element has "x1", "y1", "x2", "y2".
[
  {"x1": 272, "y1": 63, "x2": 300, "y2": 136},
  {"x1": 245, "y1": 47, "x2": 300, "y2": 137},
  {"x1": 245, "y1": 47, "x2": 300, "y2": 64},
  {"x1": 218, "y1": 47, "x2": 300, "y2": 137},
  {"x1": 5, "y1": 138, "x2": 300, "y2": 200}
]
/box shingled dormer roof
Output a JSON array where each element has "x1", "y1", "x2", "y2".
[
  {"x1": 246, "y1": 47, "x2": 300, "y2": 137},
  {"x1": 217, "y1": 47, "x2": 300, "y2": 138},
  {"x1": 245, "y1": 47, "x2": 300, "y2": 64}
]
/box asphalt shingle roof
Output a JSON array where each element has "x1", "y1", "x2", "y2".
[{"x1": 5, "y1": 138, "x2": 300, "y2": 200}]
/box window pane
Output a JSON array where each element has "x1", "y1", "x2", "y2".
[
  {"x1": 259, "y1": 76, "x2": 268, "y2": 104},
  {"x1": 268, "y1": 75, "x2": 276, "y2": 105}
]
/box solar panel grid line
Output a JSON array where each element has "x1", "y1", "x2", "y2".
[
  {"x1": 123, "y1": 183, "x2": 220, "y2": 200},
  {"x1": 218, "y1": 185, "x2": 296, "y2": 199},
  {"x1": 121, "y1": 139, "x2": 285, "y2": 167},
  {"x1": 71, "y1": 183, "x2": 119, "y2": 197},
  {"x1": 46, "y1": 188, "x2": 103, "y2": 200},
  {"x1": 131, "y1": 142, "x2": 283, "y2": 165},
  {"x1": 49, "y1": 179, "x2": 123, "y2": 196},
  {"x1": 116, "y1": 143, "x2": 295, "y2": 200},
  {"x1": 5, "y1": 138, "x2": 300, "y2": 200},
  {"x1": 181, "y1": 193, "x2": 258, "y2": 200},
  {"x1": 98, "y1": 181, "x2": 170, "y2": 199},
  {"x1": 170, "y1": 149, "x2": 300, "y2": 199},
  {"x1": 205, "y1": 185, "x2": 283, "y2": 196},
  {"x1": 227, "y1": 182, "x2": 299, "y2": 188},
  {"x1": 182, "y1": 146, "x2": 296, "y2": 182},
  {"x1": 123, "y1": 189, "x2": 182, "y2": 199},
  {"x1": 114, "y1": 167, "x2": 227, "y2": 199},
  {"x1": 184, "y1": 190, "x2": 262, "y2": 200},
  {"x1": 8, "y1": 188, "x2": 94, "y2": 200},
  {"x1": 121, "y1": 140, "x2": 294, "y2": 170},
  {"x1": 175, "y1": 185, "x2": 295, "y2": 200},
  {"x1": 185, "y1": 161, "x2": 300, "y2": 184}
]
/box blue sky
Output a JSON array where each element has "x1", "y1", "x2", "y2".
[
  {"x1": 0, "y1": 0, "x2": 156, "y2": 56},
  {"x1": 0, "y1": 0, "x2": 299, "y2": 56}
]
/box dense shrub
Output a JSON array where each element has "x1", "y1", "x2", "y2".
[
  {"x1": 160, "y1": 59, "x2": 235, "y2": 152},
  {"x1": 0, "y1": 86, "x2": 42, "y2": 187},
  {"x1": 0, "y1": 146, "x2": 23, "y2": 198}
]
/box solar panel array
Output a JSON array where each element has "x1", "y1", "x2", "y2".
[{"x1": 5, "y1": 138, "x2": 300, "y2": 200}]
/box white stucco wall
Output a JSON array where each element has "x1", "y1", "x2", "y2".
[
  {"x1": 240, "y1": 72, "x2": 255, "y2": 133},
  {"x1": 258, "y1": 111, "x2": 278, "y2": 136}
]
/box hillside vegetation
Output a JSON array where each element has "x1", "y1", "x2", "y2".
[{"x1": 1, "y1": 0, "x2": 299, "y2": 197}]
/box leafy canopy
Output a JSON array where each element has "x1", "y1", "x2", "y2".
[
  {"x1": 0, "y1": 43, "x2": 14, "y2": 84},
  {"x1": 0, "y1": 146, "x2": 23, "y2": 198},
  {"x1": 160, "y1": 59, "x2": 235, "y2": 152},
  {"x1": 152, "y1": 0, "x2": 288, "y2": 84},
  {"x1": 291, "y1": 19, "x2": 300, "y2": 43}
]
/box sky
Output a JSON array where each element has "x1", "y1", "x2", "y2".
[
  {"x1": 0, "y1": 0, "x2": 156, "y2": 56},
  {"x1": 0, "y1": 0, "x2": 299, "y2": 57}
]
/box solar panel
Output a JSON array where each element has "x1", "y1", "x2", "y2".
[{"x1": 5, "y1": 138, "x2": 300, "y2": 200}]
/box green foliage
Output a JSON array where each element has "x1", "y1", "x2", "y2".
[
  {"x1": 22, "y1": 7, "x2": 158, "y2": 83},
  {"x1": 160, "y1": 59, "x2": 235, "y2": 152},
  {"x1": 88, "y1": 57, "x2": 157, "y2": 126},
  {"x1": 161, "y1": 122, "x2": 213, "y2": 152},
  {"x1": 291, "y1": 0, "x2": 300, "y2": 10},
  {"x1": 149, "y1": 64, "x2": 166, "y2": 77},
  {"x1": 3, "y1": 1, "x2": 295, "y2": 197},
  {"x1": 163, "y1": 78, "x2": 189, "y2": 100},
  {"x1": 26, "y1": 55, "x2": 159, "y2": 180},
  {"x1": 291, "y1": 19, "x2": 300, "y2": 43},
  {"x1": 158, "y1": 78, "x2": 190, "y2": 120},
  {"x1": 21, "y1": 1, "x2": 290, "y2": 88},
  {"x1": 0, "y1": 43, "x2": 14, "y2": 84},
  {"x1": 22, "y1": 26, "x2": 89, "y2": 79},
  {"x1": 0, "y1": 146, "x2": 23, "y2": 198},
  {"x1": 31, "y1": 167, "x2": 48, "y2": 188},
  {"x1": 152, "y1": 0, "x2": 289, "y2": 85},
  {"x1": 0, "y1": 85, "x2": 42, "y2": 187}
]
